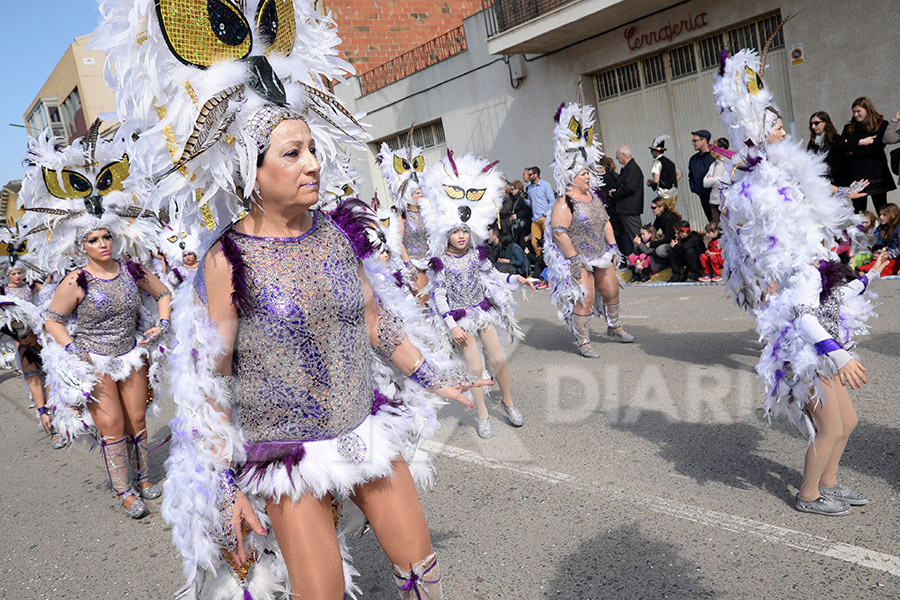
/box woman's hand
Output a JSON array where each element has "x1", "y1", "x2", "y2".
[
  {"x1": 431, "y1": 379, "x2": 493, "y2": 409},
  {"x1": 517, "y1": 275, "x2": 536, "y2": 290},
  {"x1": 838, "y1": 359, "x2": 867, "y2": 389},
  {"x1": 871, "y1": 250, "x2": 889, "y2": 274},
  {"x1": 498, "y1": 257, "x2": 510, "y2": 263},
  {"x1": 40, "y1": 413, "x2": 52, "y2": 434},
  {"x1": 632, "y1": 235, "x2": 641, "y2": 245},
  {"x1": 139, "y1": 326, "x2": 162, "y2": 346},
  {"x1": 858, "y1": 135, "x2": 876, "y2": 146},
  {"x1": 451, "y1": 326, "x2": 469, "y2": 346},
  {"x1": 230, "y1": 490, "x2": 267, "y2": 568}
]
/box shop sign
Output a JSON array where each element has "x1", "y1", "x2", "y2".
[{"x1": 624, "y1": 13, "x2": 710, "y2": 51}]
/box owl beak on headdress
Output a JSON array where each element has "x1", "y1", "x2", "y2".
[
  {"x1": 84, "y1": 196, "x2": 104, "y2": 218},
  {"x1": 458, "y1": 206, "x2": 472, "y2": 222},
  {"x1": 410, "y1": 172, "x2": 419, "y2": 184},
  {"x1": 579, "y1": 147, "x2": 587, "y2": 161},
  {"x1": 242, "y1": 55, "x2": 287, "y2": 105}
]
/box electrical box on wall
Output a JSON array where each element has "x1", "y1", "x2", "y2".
[{"x1": 509, "y1": 55, "x2": 525, "y2": 81}]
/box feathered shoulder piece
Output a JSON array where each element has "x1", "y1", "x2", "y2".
[
  {"x1": 17, "y1": 126, "x2": 160, "y2": 277},
  {"x1": 421, "y1": 150, "x2": 504, "y2": 256},
  {"x1": 552, "y1": 101, "x2": 604, "y2": 196},
  {"x1": 328, "y1": 198, "x2": 377, "y2": 261}
]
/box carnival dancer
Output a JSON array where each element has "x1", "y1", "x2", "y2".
[
  {"x1": 158, "y1": 226, "x2": 201, "y2": 289},
  {"x1": 544, "y1": 101, "x2": 633, "y2": 358},
  {"x1": 18, "y1": 124, "x2": 169, "y2": 519},
  {"x1": 377, "y1": 133, "x2": 431, "y2": 297},
  {"x1": 95, "y1": 0, "x2": 486, "y2": 595},
  {"x1": 714, "y1": 28, "x2": 883, "y2": 516},
  {"x1": 422, "y1": 150, "x2": 534, "y2": 439}
]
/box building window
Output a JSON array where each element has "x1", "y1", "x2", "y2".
[
  {"x1": 59, "y1": 88, "x2": 83, "y2": 140},
  {"x1": 641, "y1": 53, "x2": 666, "y2": 87},
  {"x1": 668, "y1": 44, "x2": 697, "y2": 79},
  {"x1": 697, "y1": 33, "x2": 725, "y2": 71},
  {"x1": 727, "y1": 23, "x2": 758, "y2": 53},
  {"x1": 616, "y1": 62, "x2": 641, "y2": 95},
  {"x1": 758, "y1": 14, "x2": 785, "y2": 49},
  {"x1": 382, "y1": 121, "x2": 446, "y2": 152},
  {"x1": 595, "y1": 70, "x2": 619, "y2": 100}
]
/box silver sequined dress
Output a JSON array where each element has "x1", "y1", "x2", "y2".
[
  {"x1": 403, "y1": 208, "x2": 430, "y2": 269},
  {"x1": 567, "y1": 193, "x2": 613, "y2": 269},
  {"x1": 74, "y1": 264, "x2": 141, "y2": 356},
  {"x1": 224, "y1": 214, "x2": 374, "y2": 445},
  {"x1": 432, "y1": 248, "x2": 509, "y2": 336},
  {"x1": 3, "y1": 284, "x2": 34, "y2": 304}
]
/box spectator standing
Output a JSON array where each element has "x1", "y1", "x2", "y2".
[
  {"x1": 669, "y1": 219, "x2": 705, "y2": 282},
  {"x1": 699, "y1": 222, "x2": 723, "y2": 282},
  {"x1": 499, "y1": 180, "x2": 532, "y2": 249},
  {"x1": 598, "y1": 155, "x2": 625, "y2": 251},
  {"x1": 703, "y1": 137, "x2": 731, "y2": 223},
  {"x1": 647, "y1": 135, "x2": 682, "y2": 210},
  {"x1": 688, "y1": 129, "x2": 717, "y2": 223},
  {"x1": 883, "y1": 110, "x2": 900, "y2": 144},
  {"x1": 607, "y1": 146, "x2": 644, "y2": 256},
  {"x1": 524, "y1": 166, "x2": 555, "y2": 258},
  {"x1": 807, "y1": 111, "x2": 839, "y2": 182},
  {"x1": 833, "y1": 97, "x2": 897, "y2": 213}
]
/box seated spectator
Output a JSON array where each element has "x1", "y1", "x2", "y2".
[
  {"x1": 850, "y1": 210, "x2": 877, "y2": 269},
  {"x1": 699, "y1": 222, "x2": 723, "y2": 282},
  {"x1": 488, "y1": 226, "x2": 530, "y2": 277},
  {"x1": 858, "y1": 203, "x2": 900, "y2": 275},
  {"x1": 648, "y1": 199, "x2": 681, "y2": 273},
  {"x1": 628, "y1": 224, "x2": 658, "y2": 283},
  {"x1": 669, "y1": 220, "x2": 705, "y2": 282}
]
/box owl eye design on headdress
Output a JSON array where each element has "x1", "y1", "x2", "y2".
[
  {"x1": 255, "y1": 0, "x2": 296, "y2": 56},
  {"x1": 743, "y1": 65, "x2": 763, "y2": 95},
  {"x1": 41, "y1": 156, "x2": 130, "y2": 200},
  {"x1": 566, "y1": 115, "x2": 594, "y2": 145},
  {"x1": 155, "y1": 0, "x2": 253, "y2": 68}
]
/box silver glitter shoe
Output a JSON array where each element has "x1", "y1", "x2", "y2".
[
  {"x1": 577, "y1": 340, "x2": 600, "y2": 358},
  {"x1": 476, "y1": 417, "x2": 493, "y2": 439},
  {"x1": 503, "y1": 404, "x2": 524, "y2": 427},
  {"x1": 137, "y1": 483, "x2": 162, "y2": 500},
  {"x1": 820, "y1": 484, "x2": 869, "y2": 506},
  {"x1": 794, "y1": 494, "x2": 850, "y2": 516},
  {"x1": 50, "y1": 435, "x2": 67, "y2": 450},
  {"x1": 607, "y1": 326, "x2": 635, "y2": 343},
  {"x1": 122, "y1": 492, "x2": 149, "y2": 519}
]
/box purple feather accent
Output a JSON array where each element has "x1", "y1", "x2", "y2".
[
  {"x1": 777, "y1": 187, "x2": 792, "y2": 202},
  {"x1": 429, "y1": 256, "x2": 443, "y2": 273},
  {"x1": 449, "y1": 308, "x2": 467, "y2": 321},
  {"x1": 220, "y1": 233, "x2": 253, "y2": 316},
  {"x1": 243, "y1": 441, "x2": 306, "y2": 489},
  {"x1": 371, "y1": 388, "x2": 403, "y2": 415},
  {"x1": 125, "y1": 261, "x2": 147, "y2": 282},
  {"x1": 737, "y1": 155, "x2": 762, "y2": 171},
  {"x1": 329, "y1": 198, "x2": 377, "y2": 260},
  {"x1": 481, "y1": 159, "x2": 500, "y2": 174},
  {"x1": 478, "y1": 298, "x2": 492, "y2": 311},
  {"x1": 477, "y1": 245, "x2": 491, "y2": 261},
  {"x1": 76, "y1": 270, "x2": 88, "y2": 292},
  {"x1": 767, "y1": 236, "x2": 777, "y2": 249},
  {"x1": 191, "y1": 348, "x2": 199, "y2": 360},
  {"x1": 818, "y1": 259, "x2": 855, "y2": 303},
  {"x1": 718, "y1": 48, "x2": 730, "y2": 76},
  {"x1": 446, "y1": 149, "x2": 459, "y2": 177},
  {"x1": 392, "y1": 270, "x2": 404, "y2": 287},
  {"x1": 553, "y1": 101, "x2": 566, "y2": 123},
  {"x1": 243, "y1": 588, "x2": 253, "y2": 600},
  {"x1": 172, "y1": 267, "x2": 184, "y2": 285}
]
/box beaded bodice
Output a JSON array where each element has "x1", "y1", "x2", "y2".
[
  {"x1": 227, "y1": 213, "x2": 374, "y2": 444},
  {"x1": 567, "y1": 194, "x2": 611, "y2": 261},
  {"x1": 4, "y1": 284, "x2": 33, "y2": 303},
  {"x1": 403, "y1": 209, "x2": 429, "y2": 262},
  {"x1": 73, "y1": 263, "x2": 140, "y2": 356},
  {"x1": 793, "y1": 292, "x2": 844, "y2": 344},
  {"x1": 438, "y1": 250, "x2": 486, "y2": 310}
]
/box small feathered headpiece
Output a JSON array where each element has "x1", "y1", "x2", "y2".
[
  {"x1": 551, "y1": 101, "x2": 604, "y2": 196},
  {"x1": 649, "y1": 135, "x2": 670, "y2": 153}
]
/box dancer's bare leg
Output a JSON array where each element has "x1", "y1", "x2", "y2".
[
  {"x1": 459, "y1": 336, "x2": 488, "y2": 419},
  {"x1": 817, "y1": 377, "x2": 858, "y2": 489},
  {"x1": 480, "y1": 326, "x2": 513, "y2": 407},
  {"x1": 799, "y1": 377, "x2": 846, "y2": 501}
]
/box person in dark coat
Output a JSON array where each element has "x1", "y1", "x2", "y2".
[
  {"x1": 688, "y1": 129, "x2": 717, "y2": 222},
  {"x1": 487, "y1": 226, "x2": 530, "y2": 277},
  {"x1": 607, "y1": 146, "x2": 644, "y2": 256},
  {"x1": 597, "y1": 155, "x2": 623, "y2": 253},
  {"x1": 832, "y1": 97, "x2": 897, "y2": 213},
  {"x1": 647, "y1": 199, "x2": 681, "y2": 272},
  {"x1": 499, "y1": 180, "x2": 532, "y2": 249},
  {"x1": 669, "y1": 219, "x2": 706, "y2": 282}
]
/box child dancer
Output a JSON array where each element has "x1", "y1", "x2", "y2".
[
  {"x1": 699, "y1": 222, "x2": 723, "y2": 282},
  {"x1": 423, "y1": 150, "x2": 534, "y2": 438}
]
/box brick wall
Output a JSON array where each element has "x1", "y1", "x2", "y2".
[{"x1": 322, "y1": 1, "x2": 482, "y2": 73}]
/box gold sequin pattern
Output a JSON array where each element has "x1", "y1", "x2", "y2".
[{"x1": 156, "y1": 0, "x2": 252, "y2": 68}]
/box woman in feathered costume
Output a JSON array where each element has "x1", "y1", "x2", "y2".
[
  {"x1": 420, "y1": 150, "x2": 533, "y2": 439},
  {"x1": 715, "y1": 27, "x2": 887, "y2": 516},
  {"x1": 19, "y1": 125, "x2": 171, "y2": 519},
  {"x1": 544, "y1": 101, "x2": 633, "y2": 358},
  {"x1": 95, "y1": 1, "x2": 485, "y2": 597}
]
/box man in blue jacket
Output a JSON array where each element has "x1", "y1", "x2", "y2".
[{"x1": 688, "y1": 129, "x2": 716, "y2": 223}]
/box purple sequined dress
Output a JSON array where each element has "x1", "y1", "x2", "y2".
[{"x1": 403, "y1": 208, "x2": 430, "y2": 269}]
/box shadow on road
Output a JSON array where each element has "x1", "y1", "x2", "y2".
[
  {"x1": 836, "y1": 421, "x2": 900, "y2": 492},
  {"x1": 546, "y1": 522, "x2": 720, "y2": 599},
  {"x1": 610, "y1": 410, "x2": 799, "y2": 506}
]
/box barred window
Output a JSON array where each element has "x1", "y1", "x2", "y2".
[
  {"x1": 641, "y1": 53, "x2": 666, "y2": 87},
  {"x1": 697, "y1": 33, "x2": 726, "y2": 70},
  {"x1": 616, "y1": 62, "x2": 641, "y2": 95},
  {"x1": 381, "y1": 121, "x2": 445, "y2": 152},
  {"x1": 727, "y1": 23, "x2": 758, "y2": 52},
  {"x1": 668, "y1": 44, "x2": 697, "y2": 79},
  {"x1": 758, "y1": 14, "x2": 784, "y2": 49},
  {"x1": 596, "y1": 70, "x2": 618, "y2": 100}
]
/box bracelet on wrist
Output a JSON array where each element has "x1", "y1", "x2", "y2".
[{"x1": 37, "y1": 406, "x2": 49, "y2": 416}]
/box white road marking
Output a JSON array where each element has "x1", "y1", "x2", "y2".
[{"x1": 422, "y1": 440, "x2": 900, "y2": 577}]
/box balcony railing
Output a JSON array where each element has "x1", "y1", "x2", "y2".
[
  {"x1": 359, "y1": 26, "x2": 468, "y2": 95},
  {"x1": 481, "y1": 0, "x2": 578, "y2": 37}
]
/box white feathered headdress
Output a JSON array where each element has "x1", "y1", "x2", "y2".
[
  {"x1": 421, "y1": 150, "x2": 503, "y2": 256},
  {"x1": 375, "y1": 126, "x2": 426, "y2": 212},
  {"x1": 93, "y1": 0, "x2": 367, "y2": 230},
  {"x1": 17, "y1": 125, "x2": 160, "y2": 276},
  {"x1": 551, "y1": 101, "x2": 604, "y2": 196}
]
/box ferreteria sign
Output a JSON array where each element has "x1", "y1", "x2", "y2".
[{"x1": 624, "y1": 13, "x2": 710, "y2": 51}]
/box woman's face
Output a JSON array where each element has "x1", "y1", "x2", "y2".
[
  {"x1": 255, "y1": 119, "x2": 320, "y2": 212},
  {"x1": 767, "y1": 119, "x2": 786, "y2": 145},
  {"x1": 879, "y1": 211, "x2": 889, "y2": 225},
  {"x1": 640, "y1": 229, "x2": 652, "y2": 242},
  {"x1": 83, "y1": 229, "x2": 113, "y2": 262},
  {"x1": 572, "y1": 169, "x2": 590, "y2": 191},
  {"x1": 8, "y1": 269, "x2": 23, "y2": 285},
  {"x1": 651, "y1": 203, "x2": 663, "y2": 216},
  {"x1": 852, "y1": 105, "x2": 868, "y2": 123},
  {"x1": 809, "y1": 117, "x2": 825, "y2": 135},
  {"x1": 182, "y1": 252, "x2": 197, "y2": 267},
  {"x1": 411, "y1": 188, "x2": 424, "y2": 203},
  {"x1": 449, "y1": 229, "x2": 470, "y2": 251}
]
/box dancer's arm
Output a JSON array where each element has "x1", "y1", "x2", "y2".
[{"x1": 44, "y1": 271, "x2": 85, "y2": 354}]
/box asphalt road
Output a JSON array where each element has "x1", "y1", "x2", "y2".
[{"x1": 2, "y1": 281, "x2": 899, "y2": 599}]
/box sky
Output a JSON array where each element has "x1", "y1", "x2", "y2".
[{"x1": 1, "y1": 1, "x2": 102, "y2": 186}]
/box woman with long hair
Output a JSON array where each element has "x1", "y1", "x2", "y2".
[{"x1": 833, "y1": 97, "x2": 896, "y2": 212}]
